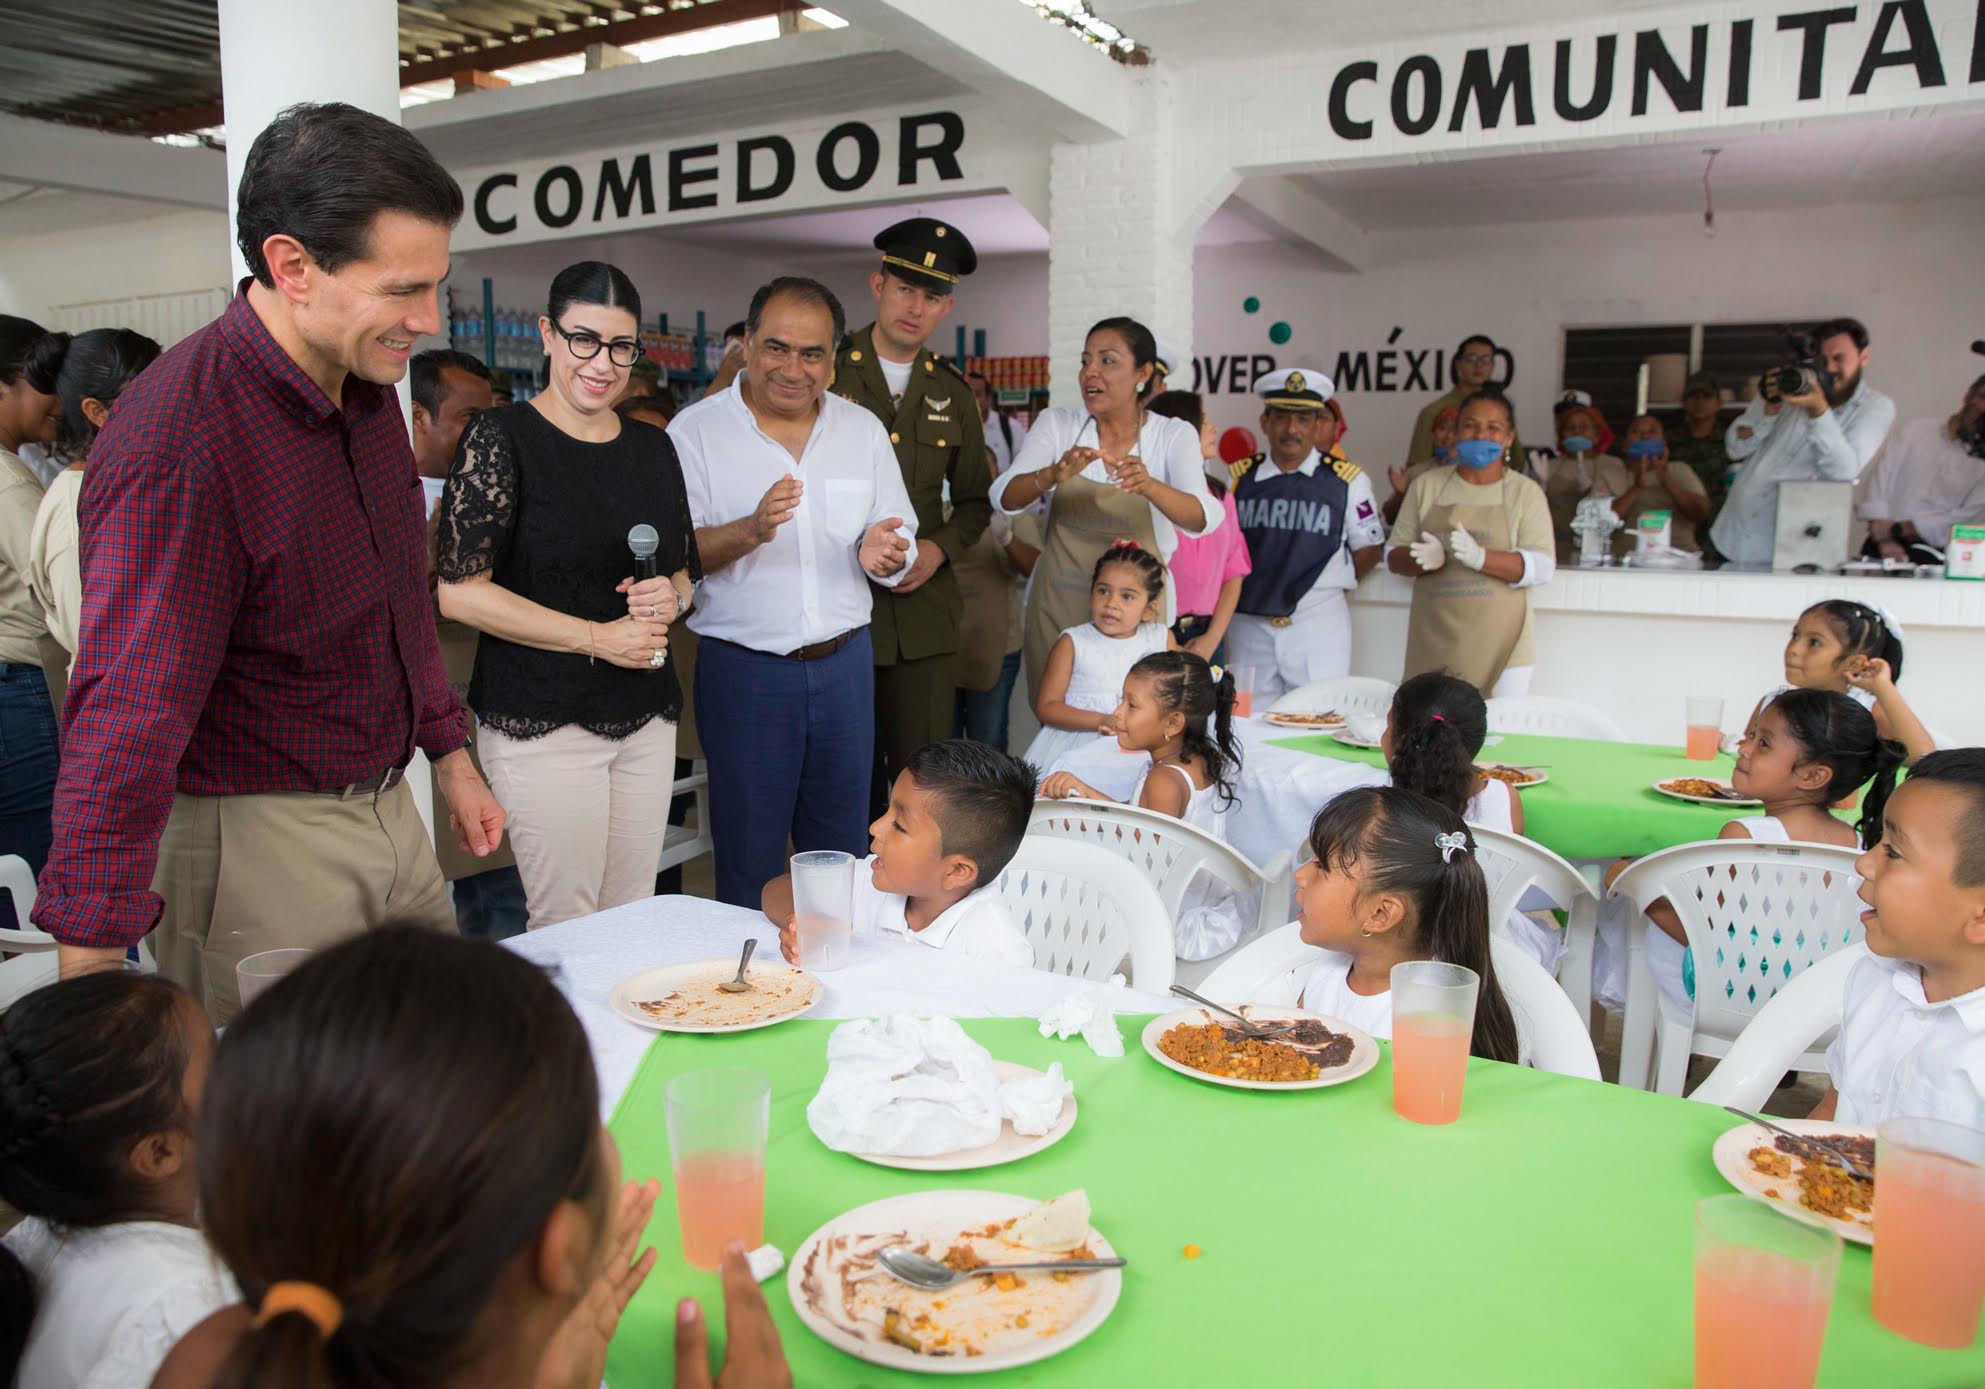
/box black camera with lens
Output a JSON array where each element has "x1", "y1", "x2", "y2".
[{"x1": 1765, "y1": 329, "x2": 1834, "y2": 400}]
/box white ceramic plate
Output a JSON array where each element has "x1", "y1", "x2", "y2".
[
  {"x1": 1652, "y1": 777, "x2": 1762, "y2": 807},
  {"x1": 788, "y1": 1189, "x2": 1122, "y2": 1375},
  {"x1": 1140, "y1": 1006, "x2": 1380, "y2": 1092},
  {"x1": 1330, "y1": 730, "x2": 1383, "y2": 749},
  {"x1": 1711, "y1": 1118, "x2": 1876, "y2": 1247},
  {"x1": 1263, "y1": 710, "x2": 1347, "y2": 729},
  {"x1": 847, "y1": 1062, "x2": 1079, "y2": 1172},
  {"x1": 1478, "y1": 763, "x2": 1549, "y2": 790},
  {"x1": 608, "y1": 958, "x2": 821, "y2": 1034}
]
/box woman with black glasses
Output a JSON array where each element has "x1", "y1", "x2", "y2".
[{"x1": 436, "y1": 262, "x2": 699, "y2": 929}]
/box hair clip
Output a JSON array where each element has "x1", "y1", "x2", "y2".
[
  {"x1": 1209, "y1": 663, "x2": 1225, "y2": 684},
  {"x1": 1430, "y1": 713, "x2": 1445, "y2": 723},
  {"x1": 1111, "y1": 537, "x2": 1137, "y2": 550},
  {"x1": 1434, "y1": 831, "x2": 1469, "y2": 864}
]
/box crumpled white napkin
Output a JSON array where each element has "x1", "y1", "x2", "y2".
[
  {"x1": 806, "y1": 1016, "x2": 1074, "y2": 1156},
  {"x1": 1000, "y1": 1061, "x2": 1072, "y2": 1136},
  {"x1": 1037, "y1": 975, "x2": 1128, "y2": 1058}
]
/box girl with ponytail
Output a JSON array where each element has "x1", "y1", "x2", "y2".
[
  {"x1": 1380, "y1": 671, "x2": 1523, "y2": 834},
  {"x1": 1623, "y1": 687, "x2": 1907, "y2": 1012},
  {"x1": 0, "y1": 971, "x2": 232, "y2": 1389},
  {"x1": 1041, "y1": 649, "x2": 1251, "y2": 959},
  {"x1": 1293, "y1": 785, "x2": 1521, "y2": 1064}
]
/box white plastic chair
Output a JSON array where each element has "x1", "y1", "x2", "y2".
[
  {"x1": 1027, "y1": 798, "x2": 1293, "y2": 986},
  {"x1": 993, "y1": 836, "x2": 1175, "y2": 992},
  {"x1": 1267, "y1": 675, "x2": 1396, "y2": 719},
  {"x1": 1468, "y1": 824, "x2": 1600, "y2": 1028},
  {"x1": 0, "y1": 853, "x2": 52, "y2": 954},
  {"x1": 1610, "y1": 841, "x2": 1864, "y2": 1096},
  {"x1": 1195, "y1": 922, "x2": 1601, "y2": 1080},
  {"x1": 1690, "y1": 945, "x2": 1866, "y2": 1111},
  {"x1": 1485, "y1": 695, "x2": 1628, "y2": 742},
  {"x1": 0, "y1": 950, "x2": 59, "y2": 1008},
  {"x1": 656, "y1": 759, "x2": 714, "y2": 875}
]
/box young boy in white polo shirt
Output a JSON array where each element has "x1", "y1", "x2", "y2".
[
  {"x1": 763, "y1": 740, "x2": 1036, "y2": 967},
  {"x1": 1815, "y1": 749, "x2": 1985, "y2": 1128}
]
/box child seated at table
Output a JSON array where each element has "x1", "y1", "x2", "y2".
[
  {"x1": 1025, "y1": 542, "x2": 1174, "y2": 774},
  {"x1": 1040, "y1": 651, "x2": 1248, "y2": 960},
  {"x1": 1293, "y1": 785, "x2": 1521, "y2": 1063},
  {"x1": 1, "y1": 972, "x2": 235, "y2": 1389},
  {"x1": 1772, "y1": 599, "x2": 1934, "y2": 763},
  {"x1": 1814, "y1": 748, "x2": 1985, "y2": 1127},
  {"x1": 1612, "y1": 688, "x2": 1904, "y2": 1013},
  {"x1": 764, "y1": 739, "x2": 1036, "y2": 967}
]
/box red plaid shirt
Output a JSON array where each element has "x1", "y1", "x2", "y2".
[{"x1": 36, "y1": 286, "x2": 469, "y2": 948}]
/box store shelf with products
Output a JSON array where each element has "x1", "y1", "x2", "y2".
[{"x1": 445, "y1": 280, "x2": 726, "y2": 407}]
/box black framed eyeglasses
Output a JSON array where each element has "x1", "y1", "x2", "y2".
[{"x1": 550, "y1": 322, "x2": 642, "y2": 368}]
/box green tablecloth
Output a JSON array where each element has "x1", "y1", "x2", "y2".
[
  {"x1": 603, "y1": 1018, "x2": 1963, "y2": 1387},
  {"x1": 1268, "y1": 732, "x2": 1802, "y2": 861}
]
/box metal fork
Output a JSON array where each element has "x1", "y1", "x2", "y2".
[
  {"x1": 1725, "y1": 1106, "x2": 1873, "y2": 1182},
  {"x1": 1168, "y1": 984, "x2": 1296, "y2": 1038}
]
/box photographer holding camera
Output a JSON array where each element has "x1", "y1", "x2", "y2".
[
  {"x1": 1857, "y1": 372, "x2": 1985, "y2": 564},
  {"x1": 1708, "y1": 317, "x2": 1895, "y2": 567}
]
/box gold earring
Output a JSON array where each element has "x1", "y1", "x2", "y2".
[{"x1": 1358, "y1": 925, "x2": 1374, "y2": 938}]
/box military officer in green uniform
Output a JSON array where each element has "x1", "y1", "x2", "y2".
[{"x1": 836, "y1": 217, "x2": 991, "y2": 805}]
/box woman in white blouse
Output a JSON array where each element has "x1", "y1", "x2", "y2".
[{"x1": 990, "y1": 317, "x2": 1220, "y2": 698}]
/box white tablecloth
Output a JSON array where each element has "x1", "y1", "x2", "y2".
[
  {"x1": 1042, "y1": 716, "x2": 1388, "y2": 870},
  {"x1": 503, "y1": 895, "x2": 1175, "y2": 1113}
]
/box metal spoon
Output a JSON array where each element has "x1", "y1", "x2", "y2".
[
  {"x1": 877, "y1": 1245, "x2": 1125, "y2": 1291},
  {"x1": 716, "y1": 938, "x2": 757, "y2": 993},
  {"x1": 1724, "y1": 1106, "x2": 1873, "y2": 1182},
  {"x1": 1168, "y1": 983, "x2": 1288, "y2": 1038}
]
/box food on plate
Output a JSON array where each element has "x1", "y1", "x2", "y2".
[
  {"x1": 1660, "y1": 777, "x2": 1742, "y2": 800},
  {"x1": 1747, "y1": 1134, "x2": 1875, "y2": 1222},
  {"x1": 1477, "y1": 763, "x2": 1544, "y2": 788},
  {"x1": 1012, "y1": 1189, "x2": 1090, "y2": 1253},
  {"x1": 1157, "y1": 1018, "x2": 1355, "y2": 1082},
  {"x1": 1265, "y1": 710, "x2": 1345, "y2": 727},
  {"x1": 797, "y1": 1193, "x2": 1109, "y2": 1360},
  {"x1": 632, "y1": 964, "x2": 818, "y2": 1026}
]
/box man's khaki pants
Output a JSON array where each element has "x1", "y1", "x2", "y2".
[{"x1": 151, "y1": 781, "x2": 454, "y2": 1025}]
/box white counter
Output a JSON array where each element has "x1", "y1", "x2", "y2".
[{"x1": 1347, "y1": 567, "x2": 1985, "y2": 747}]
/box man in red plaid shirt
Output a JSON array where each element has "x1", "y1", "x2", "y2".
[{"x1": 37, "y1": 103, "x2": 506, "y2": 1017}]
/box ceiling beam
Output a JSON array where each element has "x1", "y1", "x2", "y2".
[
  {"x1": 1230, "y1": 174, "x2": 1368, "y2": 274},
  {"x1": 824, "y1": 0, "x2": 1133, "y2": 142},
  {"x1": 0, "y1": 112, "x2": 226, "y2": 208},
  {"x1": 134, "y1": 0, "x2": 801, "y2": 134}
]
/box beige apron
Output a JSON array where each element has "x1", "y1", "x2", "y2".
[
  {"x1": 1402, "y1": 493, "x2": 1530, "y2": 693},
  {"x1": 952, "y1": 527, "x2": 1015, "y2": 692},
  {"x1": 1542, "y1": 455, "x2": 1591, "y2": 564},
  {"x1": 1021, "y1": 465, "x2": 1163, "y2": 701}
]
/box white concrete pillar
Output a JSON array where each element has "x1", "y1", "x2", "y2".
[
  {"x1": 218, "y1": 0, "x2": 402, "y2": 283},
  {"x1": 1044, "y1": 71, "x2": 1220, "y2": 407}
]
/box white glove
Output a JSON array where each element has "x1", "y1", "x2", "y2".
[
  {"x1": 1408, "y1": 531, "x2": 1447, "y2": 572},
  {"x1": 1448, "y1": 525, "x2": 1488, "y2": 571}
]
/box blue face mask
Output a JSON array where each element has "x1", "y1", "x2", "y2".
[
  {"x1": 1432, "y1": 444, "x2": 1452, "y2": 463},
  {"x1": 1456, "y1": 438, "x2": 1503, "y2": 470},
  {"x1": 1560, "y1": 434, "x2": 1595, "y2": 455},
  {"x1": 1625, "y1": 439, "x2": 1665, "y2": 461}
]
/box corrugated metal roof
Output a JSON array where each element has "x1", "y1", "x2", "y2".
[{"x1": 0, "y1": 0, "x2": 796, "y2": 134}]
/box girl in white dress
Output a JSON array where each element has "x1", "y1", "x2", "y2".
[
  {"x1": 1770, "y1": 600, "x2": 1933, "y2": 762},
  {"x1": 1619, "y1": 687, "x2": 1905, "y2": 1011},
  {"x1": 1025, "y1": 542, "x2": 1172, "y2": 772},
  {"x1": 0, "y1": 972, "x2": 235, "y2": 1389},
  {"x1": 1041, "y1": 651, "x2": 1247, "y2": 959},
  {"x1": 1293, "y1": 785, "x2": 1521, "y2": 1062},
  {"x1": 1375, "y1": 672, "x2": 1564, "y2": 971}
]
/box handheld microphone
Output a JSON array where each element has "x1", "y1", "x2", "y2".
[
  {"x1": 627, "y1": 523, "x2": 660, "y2": 581},
  {"x1": 1971, "y1": 340, "x2": 1985, "y2": 356}
]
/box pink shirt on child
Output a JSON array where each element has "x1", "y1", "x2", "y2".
[{"x1": 1166, "y1": 490, "x2": 1251, "y2": 618}]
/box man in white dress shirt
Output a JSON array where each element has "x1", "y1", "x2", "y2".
[
  {"x1": 1857, "y1": 372, "x2": 1985, "y2": 563},
  {"x1": 1223, "y1": 368, "x2": 1384, "y2": 701},
  {"x1": 1710, "y1": 317, "x2": 1895, "y2": 567},
  {"x1": 669, "y1": 277, "x2": 917, "y2": 905}
]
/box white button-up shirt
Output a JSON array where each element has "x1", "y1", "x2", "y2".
[
  {"x1": 1710, "y1": 381, "x2": 1896, "y2": 566},
  {"x1": 852, "y1": 855, "x2": 1034, "y2": 966},
  {"x1": 671, "y1": 374, "x2": 916, "y2": 655},
  {"x1": 1856, "y1": 416, "x2": 1985, "y2": 547},
  {"x1": 1826, "y1": 951, "x2": 1985, "y2": 1129},
  {"x1": 989, "y1": 407, "x2": 1221, "y2": 557}
]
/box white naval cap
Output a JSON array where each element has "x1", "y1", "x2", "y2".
[
  {"x1": 1255, "y1": 366, "x2": 1334, "y2": 411},
  {"x1": 1153, "y1": 338, "x2": 1185, "y2": 377}
]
